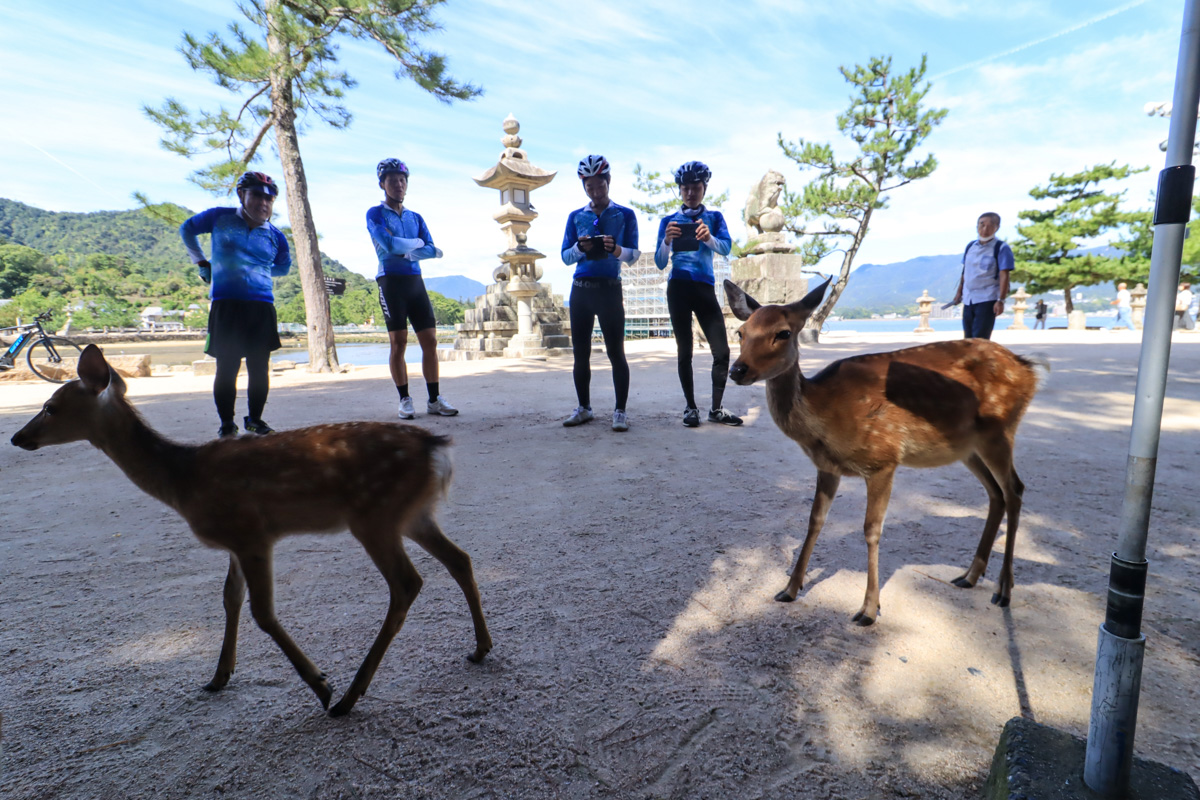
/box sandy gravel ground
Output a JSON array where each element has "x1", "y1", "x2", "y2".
[{"x1": 1, "y1": 328, "x2": 1198, "y2": 799}]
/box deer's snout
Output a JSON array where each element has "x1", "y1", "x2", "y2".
[
  {"x1": 11, "y1": 429, "x2": 38, "y2": 450},
  {"x1": 730, "y1": 361, "x2": 751, "y2": 385}
]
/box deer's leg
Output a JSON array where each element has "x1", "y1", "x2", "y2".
[
  {"x1": 409, "y1": 515, "x2": 493, "y2": 664},
  {"x1": 238, "y1": 550, "x2": 333, "y2": 710},
  {"x1": 952, "y1": 453, "x2": 1007, "y2": 590},
  {"x1": 853, "y1": 468, "x2": 896, "y2": 626},
  {"x1": 777, "y1": 470, "x2": 841, "y2": 602},
  {"x1": 204, "y1": 553, "x2": 246, "y2": 692},
  {"x1": 330, "y1": 523, "x2": 424, "y2": 718},
  {"x1": 980, "y1": 443, "x2": 1024, "y2": 608}
]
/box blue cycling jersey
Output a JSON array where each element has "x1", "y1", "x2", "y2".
[
  {"x1": 654, "y1": 206, "x2": 733, "y2": 285},
  {"x1": 179, "y1": 207, "x2": 291, "y2": 303},
  {"x1": 561, "y1": 202, "x2": 639, "y2": 280},
  {"x1": 366, "y1": 203, "x2": 440, "y2": 277}
]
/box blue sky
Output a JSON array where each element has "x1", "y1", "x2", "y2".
[{"x1": 0, "y1": 0, "x2": 1185, "y2": 294}]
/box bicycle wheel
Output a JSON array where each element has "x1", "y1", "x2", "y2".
[{"x1": 26, "y1": 337, "x2": 84, "y2": 383}]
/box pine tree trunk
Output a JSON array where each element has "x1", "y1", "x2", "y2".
[
  {"x1": 1064, "y1": 286, "x2": 1075, "y2": 314},
  {"x1": 266, "y1": 0, "x2": 339, "y2": 373},
  {"x1": 802, "y1": 208, "x2": 873, "y2": 343}
]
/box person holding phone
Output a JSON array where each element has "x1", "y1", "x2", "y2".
[
  {"x1": 560, "y1": 154, "x2": 640, "y2": 432},
  {"x1": 654, "y1": 161, "x2": 741, "y2": 428}
]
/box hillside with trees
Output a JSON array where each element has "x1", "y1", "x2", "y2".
[{"x1": 0, "y1": 199, "x2": 467, "y2": 329}]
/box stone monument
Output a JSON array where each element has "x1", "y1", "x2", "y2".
[
  {"x1": 441, "y1": 115, "x2": 571, "y2": 361},
  {"x1": 914, "y1": 290, "x2": 935, "y2": 333},
  {"x1": 729, "y1": 171, "x2": 809, "y2": 324},
  {"x1": 1009, "y1": 286, "x2": 1030, "y2": 330}
]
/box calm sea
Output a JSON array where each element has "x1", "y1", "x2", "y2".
[
  {"x1": 274, "y1": 342, "x2": 453, "y2": 366},
  {"x1": 823, "y1": 315, "x2": 1107, "y2": 333}
]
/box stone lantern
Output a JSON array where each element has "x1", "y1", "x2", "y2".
[
  {"x1": 1131, "y1": 283, "x2": 1148, "y2": 330},
  {"x1": 914, "y1": 289, "x2": 935, "y2": 333},
  {"x1": 449, "y1": 114, "x2": 572, "y2": 360},
  {"x1": 1010, "y1": 286, "x2": 1030, "y2": 330}
]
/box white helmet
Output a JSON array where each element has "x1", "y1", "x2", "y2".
[{"x1": 577, "y1": 154, "x2": 611, "y2": 178}]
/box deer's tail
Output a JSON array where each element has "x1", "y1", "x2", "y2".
[
  {"x1": 1020, "y1": 352, "x2": 1051, "y2": 393},
  {"x1": 428, "y1": 434, "x2": 454, "y2": 502}
]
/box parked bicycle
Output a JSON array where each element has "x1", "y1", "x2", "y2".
[{"x1": 0, "y1": 311, "x2": 84, "y2": 383}]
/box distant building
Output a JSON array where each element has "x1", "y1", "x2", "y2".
[{"x1": 617, "y1": 253, "x2": 731, "y2": 338}]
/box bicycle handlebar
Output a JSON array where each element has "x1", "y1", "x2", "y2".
[{"x1": 34, "y1": 310, "x2": 53, "y2": 323}]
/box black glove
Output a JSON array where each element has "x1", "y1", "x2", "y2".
[{"x1": 197, "y1": 259, "x2": 211, "y2": 284}]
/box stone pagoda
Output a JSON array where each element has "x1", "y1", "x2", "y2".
[{"x1": 440, "y1": 114, "x2": 571, "y2": 360}]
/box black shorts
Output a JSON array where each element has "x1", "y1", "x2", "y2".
[
  {"x1": 205, "y1": 299, "x2": 281, "y2": 360},
  {"x1": 377, "y1": 274, "x2": 436, "y2": 333}
]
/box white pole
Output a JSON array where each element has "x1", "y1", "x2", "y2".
[{"x1": 1084, "y1": 1, "x2": 1200, "y2": 795}]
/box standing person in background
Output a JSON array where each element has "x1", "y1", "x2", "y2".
[
  {"x1": 1033, "y1": 298, "x2": 1048, "y2": 330},
  {"x1": 367, "y1": 158, "x2": 457, "y2": 419},
  {"x1": 180, "y1": 171, "x2": 290, "y2": 438},
  {"x1": 654, "y1": 161, "x2": 741, "y2": 428},
  {"x1": 1109, "y1": 282, "x2": 1133, "y2": 330},
  {"x1": 560, "y1": 155, "x2": 640, "y2": 432},
  {"x1": 1175, "y1": 282, "x2": 1194, "y2": 330},
  {"x1": 950, "y1": 212, "x2": 1014, "y2": 340}
]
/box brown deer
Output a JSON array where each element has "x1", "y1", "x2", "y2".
[
  {"x1": 11, "y1": 345, "x2": 492, "y2": 716},
  {"x1": 725, "y1": 278, "x2": 1049, "y2": 626}
]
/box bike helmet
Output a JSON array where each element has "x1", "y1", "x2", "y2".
[
  {"x1": 236, "y1": 171, "x2": 279, "y2": 196},
  {"x1": 577, "y1": 155, "x2": 611, "y2": 179},
  {"x1": 673, "y1": 161, "x2": 711, "y2": 185},
  {"x1": 377, "y1": 158, "x2": 410, "y2": 182}
]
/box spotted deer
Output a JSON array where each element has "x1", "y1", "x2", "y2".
[
  {"x1": 11, "y1": 345, "x2": 492, "y2": 716},
  {"x1": 725, "y1": 278, "x2": 1049, "y2": 625}
]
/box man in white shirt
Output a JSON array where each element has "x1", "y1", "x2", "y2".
[
  {"x1": 951, "y1": 212, "x2": 1014, "y2": 340},
  {"x1": 1110, "y1": 283, "x2": 1133, "y2": 330}
]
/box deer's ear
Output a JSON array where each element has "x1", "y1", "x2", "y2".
[
  {"x1": 77, "y1": 345, "x2": 112, "y2": 395},
  {"x1": 785, "y1": 276, "x2": 831, "y2": 320},
  {"x1": 725, "y1": 279, "x2": 761, "y2": 321}
]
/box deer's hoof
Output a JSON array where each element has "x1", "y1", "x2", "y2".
[
  {"x1": 466, "y1": 649, "x2": 487, "y2": 664},
  {"x1": 312, "y1": 674, "x2": 333, "y2": 710},
  {"x1": 328, "y1": 694, "x2": 357, "y2": 718},
  {"x1": 851, "y1": 611, "x2": 876, "y2": 626},
  {"x1": 991, "y1": 592, "x2": 1010, "y2": 608},
  {"x1": 774, "y1": 590, "x2": 797, "y2": 603},
  {"x1": 951, "y1": 574, "x2": 975, "y2": 589},
  {"x1": 203, "y1": 671, "x2": 232, "y2": 692}
]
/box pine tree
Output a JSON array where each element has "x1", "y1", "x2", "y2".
[
  {"x1": 144, "y1": 0, "x2": 479, "y2": 372},
  {"x1": 1010, "y1": 163, "x2": 1147, "y2": 313},
  {"x1": 777, "y1": 54, "x2": 946, "y2": 339},
  {"x1": 629, "y1": 164, "x2": 730, "y2": 218}
]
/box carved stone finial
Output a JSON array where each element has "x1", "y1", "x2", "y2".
[{"x1": 501, "y1": 114, "x2": 522, "y2": 150}]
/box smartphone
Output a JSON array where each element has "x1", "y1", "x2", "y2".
[
  {"x1": 583, "y1": 235, "x2": 609, "y2": 260},
  {"x1": 672, "y1": 222, "x2": 700, "y2": 252}
]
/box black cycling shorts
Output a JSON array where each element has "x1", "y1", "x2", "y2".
[
  {"x1": 377, "y1": 274, "x2": 437, "y2": 333},
  {"x1": 205, "y1": 298, "x2": 282, "y2": 360}
]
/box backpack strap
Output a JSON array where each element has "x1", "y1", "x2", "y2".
[{"x1": 993, "y1": 239, "x2": 1002, "y2": 280}]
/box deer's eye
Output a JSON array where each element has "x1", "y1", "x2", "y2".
[
  {"x1": 43, "y1": 405, "x2": 54, "y2": 416},
  {"x1": 775, "y1": 330, "x2": 792, "y2": 342},
  {"x1": 735, "y1": 329, "x2": 743, "y2": 341}
]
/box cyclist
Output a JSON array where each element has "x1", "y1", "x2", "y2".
[
  {"x1": 366, "y1": 158, "x2": 457, "y2": 419},
  {"x1": 654, "y1": 161, "x2": 742, "y2": 428},
  {"x1": 180, "y1": 171, "x2": 290, "y2": 438},
  {"x1": 560, "y1": 155, "x2": 640, "y2": 432}
]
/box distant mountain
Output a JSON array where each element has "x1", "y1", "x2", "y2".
[
  {"x1": 425, "y1": 275, "x2": 486, "y2": 302},
  {"x1": 836, "y1": 245, "x2": 1125, "y2": 312}
]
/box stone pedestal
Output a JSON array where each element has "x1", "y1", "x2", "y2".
[
  {"x1": 1068, "y1": 309, "x2": 1089, "y2": 330},
  {"x1": 440, "y1": 281, "x2": 570, "y2": 361},
  {"x1": 729, "y1": 252, "x2": 809, "y2": 306},
  {"x1": 747, "y1": 232, "x2": 793, "y2": 255},
  {"x1": 1010, "y1": 287, "x2": 1030, "y2": 330},
  {"x1": 1132, "y1": 283, "x2": 1148, "y2": 330}
]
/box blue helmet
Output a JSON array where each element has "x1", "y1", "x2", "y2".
[
  {"x1": 236, "y1": 171, "x2": 279, "y2": 196},
  {"x1": 377, "y1": 158, "x2": 410, "y2": 182},
  {"x1": 673, "y1": 161, "x2": 711, "y2": 185}
]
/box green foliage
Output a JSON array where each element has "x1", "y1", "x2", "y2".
[
  {"x1": 629, "y1": 163, "x2": 730, "y2": 218},
  {"x1": 330, "y1": 287, "x2": 378, "y2": 325},
  {"x1": 1010, "y1": 162, "x2": 1148, "y2": 313},
  {"x1": 427, "y1": 290, "x2": 465, "y2": 325},
  {"x1": 276, "y1": 292, "x2": 308, "y2": 325},
  {"x1": 0, "y1": 243, "x2": 54, "y2": 297},
  {"x1": 0, "y1": 287, "x2": 65, "y2": 327},
  {"x1": 144, "y1": 0, "x2": 481, "y2": 194},
  {"x1": 777, "y1": 54, "x2": 947, "y2": 330}
]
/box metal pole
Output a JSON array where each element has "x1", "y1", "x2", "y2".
[{"x1": 1084, "y1": 1, "x2": 1200, "y2": 795}]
